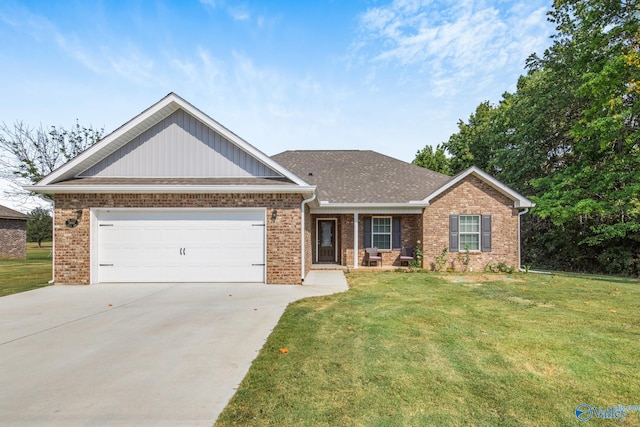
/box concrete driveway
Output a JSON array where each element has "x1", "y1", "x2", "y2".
[{"x1": 0, "y1": 271, "x2": 347, "y2": 426}]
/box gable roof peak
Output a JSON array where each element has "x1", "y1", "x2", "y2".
[
  {"x1": 34, "y1": 93, "x2": 309, "y2": 187},
  {"x1": 426, "y1": 165, "x2": 534, "y2": 208}
]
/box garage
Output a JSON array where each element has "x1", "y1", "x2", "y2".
[{"x1": 92, "y1": 209, "x2": 266, "y2": 283}]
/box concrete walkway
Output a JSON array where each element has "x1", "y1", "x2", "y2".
[{"x1": 0, "y1": 272, "x2": 347, "y2": 426}]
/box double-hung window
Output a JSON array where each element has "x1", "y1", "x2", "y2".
[
  {"x1": 372, "y1": 217, "x2": 391, "y2": 250},
  {"x1": 459, "y1": 215, "x2": 480, "y2": 251}
]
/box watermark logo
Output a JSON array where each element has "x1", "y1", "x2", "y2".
[
  {"x1": 575, "y1": 403, "x2": 640, "y2": 422},
  {"x1": 575, "y1": 404, "x2": 593, "y2": 421}
]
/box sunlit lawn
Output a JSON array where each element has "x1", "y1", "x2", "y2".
[
  {"x1": 0, "y1": 242, "x2": 52, "y2": 296},
  {"x1": 216, "y1": 271, "x2": 640, "y2": 426}
]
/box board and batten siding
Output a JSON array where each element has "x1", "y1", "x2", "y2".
[{"x1": 79, "y1": 109, "x2": 281, "y2": 178}]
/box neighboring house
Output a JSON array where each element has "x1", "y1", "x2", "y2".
[
  {"x1": 0, "y1": 204, "x2": 29, "y2": 259},
  {"x1": 26, "y1": 93, "x2": 534, "y2": 285}
]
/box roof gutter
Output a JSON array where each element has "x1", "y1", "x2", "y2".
[
  {"x1": 24, "y1": 185, "x2": 317, "y2": 195},
  {"x1": 300, "y1": 192, "x2": 317, "y2": 283},
  {"x1": 313, "y1": 201, "x2": 427, "y2": 215},
  {"x1": 318, "y1": 201, "x2": 428, "y2": 207}
]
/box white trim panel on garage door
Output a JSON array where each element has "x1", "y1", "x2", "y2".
[{"x1": 91, "y1": 208, "x2": 266, "y2": 283}]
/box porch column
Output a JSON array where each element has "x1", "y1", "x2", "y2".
[{"x1": 353, "y1": 212, "x2": 359, "y2": 269}]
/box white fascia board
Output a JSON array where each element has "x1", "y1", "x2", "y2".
[
  {"x1": 424, "y1": 166, "x2": 535, "y2": 209},
  {"x1": 320, "y1": 205, "x2": 428, "y2": 209},
  {"x1": 37, "y1": 93, "x2": 310, "y2": 187},
  {"x1": 24, "y1": 184, "x2": 317, "y2": 195},
  {"x1": 312, "y1": 202, "x2": 425, "y2": 214}
]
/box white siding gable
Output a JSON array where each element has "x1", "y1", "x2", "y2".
[{"x1": 79, "y1": 109, "x2": 281, "y2": 178}]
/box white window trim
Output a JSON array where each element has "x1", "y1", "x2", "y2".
[
  {"x1": 459, "y1": 214, "x2": 481, "y2": 252},
  {"x1": 372, "y1": 216, "x2": 392, "y2": 250}
]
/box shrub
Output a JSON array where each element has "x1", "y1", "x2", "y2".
[
  {"x1": 434, "y1": 248, "x2": 448, "y2": 272},
  {"x1": 484, "y1": 262, "x2": 515, "y2": 274}
]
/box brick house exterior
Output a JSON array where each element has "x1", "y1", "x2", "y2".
[
  {"x1": 422, "y1": 175, "x2": 519, "y2": 271},
  {"x1": 273, "y1": 151, "x2": 532, "y2": 273},
  {"x1": 53, "y1": 193, "x2": 305, "y2": 285},
  {"x1": 0, "y1": 204, "x2": 30, "y2": 259},
  {"x1": 28, "y1": 93, "x2": 533, "y2": 285}
]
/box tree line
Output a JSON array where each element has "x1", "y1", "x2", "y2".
[{"x1": 414, "y1": 0, "x2": 640, "y2": 276}]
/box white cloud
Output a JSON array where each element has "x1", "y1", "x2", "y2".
[
  {"x1": 227, "y1": 5, "x2": 250, "y2": 21},
  {"x1": 353, "y1": 0, "x2": 552, "y2": 96},
  {"x1": 167, "y1": 47, "x2": 228, "y2": 96},
  {"x1": 1, "y1": 5, "x2": 159, "y2": 85},
  {"x1": 200, "y1": 0, "x2": 252, "y2": 22}
]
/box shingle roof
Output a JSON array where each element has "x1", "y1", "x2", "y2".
[
  {"x1": 272, "y1": 150, "x2": 451, "y2": 204},
  {"x1": 0, "y1": 204, "x2": 30, "y2": 220}
]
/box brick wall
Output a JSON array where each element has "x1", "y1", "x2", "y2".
[
  {"x1": 0, "y1": 218, "x2": 27, "y2": 259},
  {"x1": 423, "y1": 175, "x2": 519, "y2": 272},
  {"x1": 54, "y1": 193, "x2": 303, "y2": 285},
  {"x1": 341, "y1": 215, "x2": 354, "y2": 266}
]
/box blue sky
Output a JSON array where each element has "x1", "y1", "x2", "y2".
[{"x1": 0, "y1": 0, "x2": 554, "y2": 210}]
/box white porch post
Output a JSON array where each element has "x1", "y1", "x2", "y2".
[{"x1": 353, "y1": 212, "x2": 359, "y2": 269}]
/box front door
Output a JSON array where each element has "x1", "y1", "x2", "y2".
[{"x1": 317, "y1": 219, "x2": 336, "y2": 263}]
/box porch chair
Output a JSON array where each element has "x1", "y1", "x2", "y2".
[
  {"x1": 400, "y1": 247, "x2": 415, "y2": 266},
  {"x1": 365, "y1": 247, "x2": 382, "y2": 267}
]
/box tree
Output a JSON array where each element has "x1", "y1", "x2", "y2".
[
  {"x1": 412, "y1": 144, "x2": 451, "y2": 175},
  {"x1": 26, "y1": 207, "x2": 52, "y2": 248},
  {"x1": 440, "y1": 101, "x2": 504, "y2": 175},
  {"x1": 434, "y1": 0, "x2": 640, "y2": 275},
  {"x1": 530, "y1": 0, "x2": 640, "y2": 263},
  {"x1": 0, "y1": 120, "x2": 104, "y2": 186}
]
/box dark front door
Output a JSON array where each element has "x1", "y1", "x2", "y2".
[{"x1": 317, "y1": 220, "x2": 336, "y2": 263}]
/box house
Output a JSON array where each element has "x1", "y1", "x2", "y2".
[
  {"x1": 26, "y1": 93, "x2": 533, "y2": 285},
  {"x1": 0, "y1": 204, "x2": 30, "y2": 259}
]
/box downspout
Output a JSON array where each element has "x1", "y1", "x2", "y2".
[
  {"x1": 48, "y1": 199, "x2": 55, "y2": 284},
  {"x1": 517, "y1": 208, "x2": 529, "y2": 272},
  {"x1": 300, "y1": 192, "x2": 317, "y2": 283}
]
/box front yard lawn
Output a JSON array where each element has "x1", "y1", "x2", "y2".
[
  {"x1": 216, "y1": 271, "x2": 640, "y2": 426},
  {"x1": 0, "y1": 242, "x2": 53, "y2": 296}
]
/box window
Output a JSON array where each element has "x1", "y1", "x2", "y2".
[
  {"x1": 363, "y1": 216, "x2": 402, "y2": 250},
  {"x1": 372, "y1": 217, "x2": 391, "y2": 250},
  {"x1": 459, "y1": 215, "x2": 480, "y2": 251},
  {"x1": 449, "y1": 214, "x2": 491, "y2": 252}
]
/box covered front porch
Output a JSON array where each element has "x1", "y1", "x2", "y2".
[{"x1": 310, "y1": 211, "x2": 423, "y2": 269}]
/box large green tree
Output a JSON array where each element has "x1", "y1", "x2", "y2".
[
  {"x1": 529, "y1": 0, "x2": 640, "y2": 273},
  {"x1": 414, "y1": 0, "x2": 640, "y2": 275},
  {"x1": 440, "y1": 101, "x2": 502, "y2": 175},
  {"x1": 412, "y1": 144, "x2": 451, "y2": 175},
  {"x1": 26, "y1": 207, "x2": 52, "y2": 248}
]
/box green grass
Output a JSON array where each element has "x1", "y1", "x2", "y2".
[
  {"x1": 216, "y1": 271, "x2": 640, "y2": 426},
  {"x1": 0, "y1": 242, "x2": 53, "y2": 296}
]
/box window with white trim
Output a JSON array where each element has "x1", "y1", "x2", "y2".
[
  {"x1": 372, "y1": 217, "x2": 391, "y2": 250},
  {"x1": 459, "y1": 215, "x2": 480, "y2": 251}
]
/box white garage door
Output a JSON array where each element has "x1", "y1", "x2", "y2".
[{"x1": 94, "y1": 209, "x2": 265, "y2": 283}]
